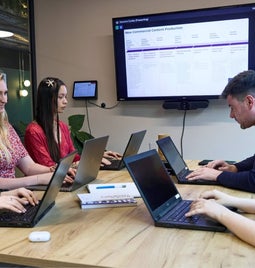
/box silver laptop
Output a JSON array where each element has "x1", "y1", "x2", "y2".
[
  {"x1": 0, "y1": 151, "x2": 76, "y2": 227},
  {"x1": 61, "y1": 135, "x2": 109, "y2": 191},
  {"x1": 124, "y1": 149, "x2": 226, "y2": 232},
  {"x1": 28, "y1": 136, "x2": 109, "y2": 192},
  {"x1": 100, "y1": 130, "x2": 146, "y2": 170},
  {"x1": 156, "y1": 136, "x2": 220, "y2": 185}
]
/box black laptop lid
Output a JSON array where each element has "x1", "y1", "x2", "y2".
[
  {"x1": 156, "y1": 136, "x2": 188, "y2": 175},
  {"x1": 33, "y1": 151, "x2": 76, "y2": 224},
  {"x1": 124, "y1": 149, "x2": 182, "y2": 220}
]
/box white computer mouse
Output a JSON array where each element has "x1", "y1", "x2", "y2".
[{"x1": 28, "y1": 231, "x2": 51, "y2": 242}]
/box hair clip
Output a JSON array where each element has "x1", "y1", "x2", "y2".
[{"x1": 45, "y1": 79, "x2": 54, "y2": 87}]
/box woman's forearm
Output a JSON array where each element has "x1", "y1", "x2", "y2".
[
  {"x1": 0, "y1": 173, "x2": 52, "y2": 190},
  {"x1": 0, "y1": 176, "x2": 38, "y2": 190},
  {"x1": 218, "y1": 209, "x2": 255, "y2": 246}
]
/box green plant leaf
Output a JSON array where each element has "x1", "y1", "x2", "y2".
[
  {"x1": 70, "y1": 136, "x2": 82, "y2": 155},
  {"x1": 68, "y1": 114, "x2": 85, "y2": 131},
  {"x1": 69, "y1": 114, "x2": 94, "y2": 154},
  {"x1": 75, "y1": 131, "x2": 93, "y2": 142}
]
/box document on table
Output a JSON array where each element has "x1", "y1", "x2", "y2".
[{"x1": 87, "y1": 182, "x2": 141, "y2": 197}]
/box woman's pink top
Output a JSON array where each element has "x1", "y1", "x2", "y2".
[{"x1": 0, "y1": 124, "x2": 28, "y2": 178}]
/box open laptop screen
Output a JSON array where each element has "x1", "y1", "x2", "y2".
[
  {"x1": 125, "y1": 150, "x2": 179, "y2": 211},
  {"x1": 157, "y1": 136, "x2": 187, "y2": 174}
]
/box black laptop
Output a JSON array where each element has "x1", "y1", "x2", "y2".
[
  {"x1": 124, "y1": 149, "x2": 226, "y2": 232},
  {"x1": 100, "y1": 130, "x2": 146, "y2": 170},
  {"x1": 156, "y1": 136, "x2": 220, "y2": 185},
  {"x1": 0, "y1": 151, "x2": 76, "y2": 227}
]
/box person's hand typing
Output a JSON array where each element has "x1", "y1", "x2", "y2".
[
  {"x1": 206, "y1": 160, "x2": 237, "y2": 172},
  {"x1": 198, "y1": 189, "x2": 235, "y2": 206},
  {"x1": 185, "y1": 197, "x2": 228, "y2": 221},
  {"x1": 186, "y1": 167, "x2": 222, "y2": 181},
  {"x1": 104, "y1": 151, "x2": 122, "y2": 160},
  {"x1": 63, "y1": 167, "x2": 76, "y2": 184},
  {"x1": 100, "y1": 157, "x2": 112, "y2": 166},
  {"x1": 0, "y1": 188, "x2": 39, "y2": 213}
]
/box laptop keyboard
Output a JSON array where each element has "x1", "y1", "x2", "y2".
[
  {"x1": 166, "y1": 200, "x2": 200, "y2": 223},
  {"x1": 100, "y1": 159, "x2": 121, "y2": 170},
  {"x1": 0, "y1": 202, "x2": 39, "y2": 223},
  {"x1": 179, "y1": 169, "x2": 192, "y2": 181},
  {"x1": 60, "y1": 182, "x2": 73, "y2": 192}
]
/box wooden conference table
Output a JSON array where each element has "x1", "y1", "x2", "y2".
[{"x1": 0, "y1": 160, "x2": 255, "y2": 268}]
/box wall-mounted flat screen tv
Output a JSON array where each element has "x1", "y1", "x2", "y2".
[{"x1": 112, "y1": 3, "x2": 255, "y2": 102}]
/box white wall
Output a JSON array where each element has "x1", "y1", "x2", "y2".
[{"x1": 34, "y1": 0, "x2": 255, "y2": 161}]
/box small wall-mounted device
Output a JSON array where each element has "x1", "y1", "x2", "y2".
[{"x1": 72, "y1": 80, "x2": 97, "y2": 100}]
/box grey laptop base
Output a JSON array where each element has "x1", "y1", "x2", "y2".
[
  {"x1": 157, "y1": 136, "x2": 219, "y2": 185},
  {"x1": 124, "y1": 150, "x2": 226, "y2": 232},
  {"x1": 0, "y1": 151, "x2": 75, "y2": 227},
  {"x1": 100, "y1": 130, "x2": 146, "y2": 171}
]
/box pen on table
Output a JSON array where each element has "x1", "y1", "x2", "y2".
[{"x1": 96, "y1": 185, "x2": 127, "y2": 189}]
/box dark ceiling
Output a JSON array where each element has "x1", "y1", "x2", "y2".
[{"x1": 0, "y1": 0, "x2": 29, "y2": 51}]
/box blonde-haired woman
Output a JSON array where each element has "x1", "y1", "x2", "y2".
[{"x1": 0, "y1": 73, "x2": 53, "y2": 189}]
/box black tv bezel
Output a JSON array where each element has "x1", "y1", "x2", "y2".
[
  {"x1": 72, "y1": 80, "x2": 98, "y2": 100},
  {"x1": 112, "y1": 3, "x2": 255, "y2": 102}
]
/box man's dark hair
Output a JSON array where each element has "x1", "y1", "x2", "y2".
[{"x1": 222, "y1": 70, "x2": 255, "y2": 100}]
